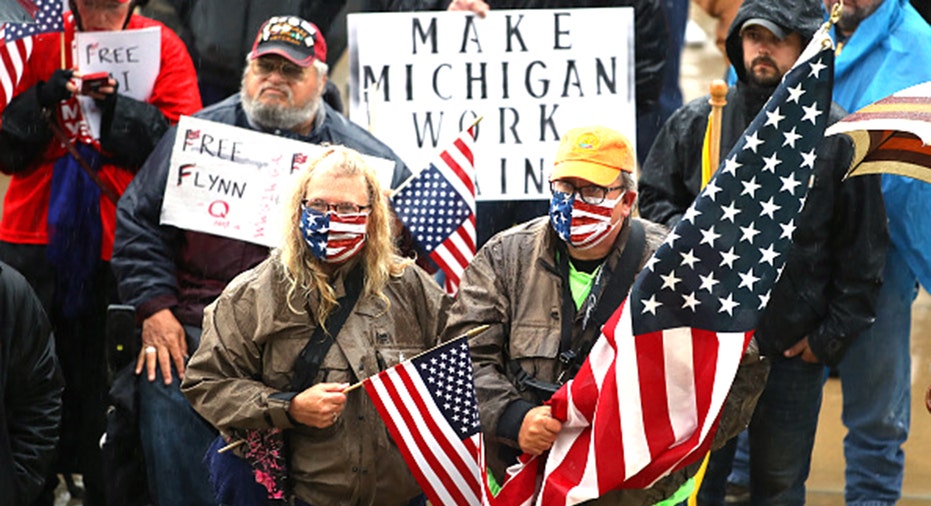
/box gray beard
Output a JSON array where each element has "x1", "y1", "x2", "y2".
[{"x1": 241, "y1": 86, "x2": 321, "y2": 132}]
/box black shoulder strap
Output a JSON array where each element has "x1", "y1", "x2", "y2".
[
  {"x1": 290, "y1": 266, "x2": 365, "y2": 391},
  {"x1": 585, "y1": 219, "x2": 646, "y2": 332},
  {"x1": 512, "y1": 221, "x2": 649, "y2": 399}
]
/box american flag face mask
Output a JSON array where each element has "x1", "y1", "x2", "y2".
[
  {"x1": 549, "y1": 190, "x2": 623, "y2": 250},
  {"x1": 298, "y1": 206, "x2": 368, "y2": 264}
]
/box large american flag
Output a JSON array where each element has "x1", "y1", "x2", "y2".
[
  {"x1": 392, "y1": 126, "x2": 476, "y2": 295},
  {"x1": 0, "y1": 0, "x2": 61, "y2": 109},
  {"x1": 502, "y1": 25, "x2": 837, "y2": 506},
  {"x1": 363, "y1": 337, "x2": 492, "y2": 506}
]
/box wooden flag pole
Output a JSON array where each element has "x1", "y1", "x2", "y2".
[
  {"x1": 341, "y1": 324, "x2": 491, "y2": 394},
  {"x1": 708, "y1": 79, "x2": 728, "y2": 174}
]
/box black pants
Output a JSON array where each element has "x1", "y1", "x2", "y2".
[{"x1": 0, "y1": 242, "x2": 113, "y2": 506}]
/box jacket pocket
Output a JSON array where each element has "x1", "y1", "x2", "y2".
[
  {"x1": 507, "y1": 325, "x2": 559, "y2": 380},
  {"x1": 263, "y1": 334, "x2": 309, "y2": 388}
]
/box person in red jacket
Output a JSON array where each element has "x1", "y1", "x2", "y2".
[{"x1": 0, "y1": 1, "x2": 201, "y2": 503}]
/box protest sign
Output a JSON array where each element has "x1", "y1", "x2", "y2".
[
  {"x1": 161, "y1": 116, "x2": 396, "y2": 247},
  {"x1": 74, "y1": 26, "x2": 160, "y2": 139},
  {"x1": 348, "y1": 8, "x2": 635, "y2": 201}
]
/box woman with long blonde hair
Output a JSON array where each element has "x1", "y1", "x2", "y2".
[{"x1": 182, "y1": 146, "x2": 450, "y2": 506}]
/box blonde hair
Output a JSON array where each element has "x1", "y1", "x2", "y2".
[{"x1": 278, "y1": 146, "x2": 410, "y2": 327}]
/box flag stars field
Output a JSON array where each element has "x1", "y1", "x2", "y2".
[{"x1": 632, "y1": 34, "x2": 833, "y2": 332}]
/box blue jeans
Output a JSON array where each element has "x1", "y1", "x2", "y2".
[
  {"x1": 729, "y1": 431, "x2": 750, "y2": 488},
  {"x1": 837, "y1": 252, "x2": 916, "y2": 506},
  {"x1": 139, "y1": 326, "x2": 218, "y2": 506},
  {"x1": 699, "y1": 357, "x2": 824, "y2": 505}
]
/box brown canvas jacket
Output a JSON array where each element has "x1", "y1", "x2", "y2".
[{"x1": 182, "y1": 253, "x2": 450, "y2": 505}]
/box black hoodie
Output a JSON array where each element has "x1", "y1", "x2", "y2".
[{"x1": 724, "y1": 0, "x2": 823, "y2": 85}]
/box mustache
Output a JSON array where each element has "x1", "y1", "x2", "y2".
[
  {"x1": 751, "y1": 56, "x2": 778, "y2": 69},
  {"x1": 258, "y1": 84, "x2": 292, "y2": 99}
]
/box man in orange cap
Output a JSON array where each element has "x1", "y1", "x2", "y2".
[{"x1": 442, "y1": 126, "x2": 765, "y2": 503}]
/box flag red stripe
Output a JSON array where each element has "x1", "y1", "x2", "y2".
[
  {"x1": 433, "y1": 251, "x2": 462, "y2": 286},
  {"x1": 364, "y1": 380, "x2": 450, "y2": 505},
  {"x1": 1, "y1": 38, "x2": 30, "y2": 109},
  {"x1": 463, "y1": 214, "x2": 476, "y2": 252},
  {"x1": 636, "y1": 331, "x2": 676, "y2": 461},
  {"x1": 430, "y1": 249, "x2": 460, "y2": 286},
  {"x1": 690, "y1": 329, "x2": 721, "y2": 432},
  {"x1": 872, "y1": 96, "x2": 931, "y2": 105},
  {"x1": 442, "y1": 230, "x2": 470, "y2": 271},
  {"x1": 441, "y1": 149, "x2": 475, "y2": 195},
  {"x1": 455, "y1": 134, "x2": 474, "y2": 165},
  {"x1": 541, "y1": 428, "x2": 593, "y2": 505},
  {"x1": 591, "y1": 353, "x2": 626, "y2": 492}
]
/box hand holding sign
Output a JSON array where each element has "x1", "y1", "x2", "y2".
[{"x1": 74, "y1": 27, "x2": 160, "y2": 140}]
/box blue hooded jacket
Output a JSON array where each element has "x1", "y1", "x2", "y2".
[{"x1": 830, "y1": 0, "x2": 931, "y2": 291}]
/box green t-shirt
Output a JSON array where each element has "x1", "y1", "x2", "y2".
[{"x1": 568, "y1": 262, "x2": 602, "y2": 310}]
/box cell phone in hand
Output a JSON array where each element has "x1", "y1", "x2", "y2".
[
  {"x1": 106, "y1": 304, "x2": 138, "y2": 372},
  {"x1": 80, "y1": 71, "x2": 110, "y2": 94}
]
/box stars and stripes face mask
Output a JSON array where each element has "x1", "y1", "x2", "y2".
[
  {"x1": 549, "y1": 190, "x2": 623, "y2": 250},
  {"x1": 298, "y1": 206, "x2": 368, "y2": 264}
]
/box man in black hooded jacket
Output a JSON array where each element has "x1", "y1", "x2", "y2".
[{"x1": 638, "y1": 0, "x2": 888, "y2": 503}]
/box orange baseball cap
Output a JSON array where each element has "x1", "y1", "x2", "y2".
[{"x1": 550, "y1": 126, "x2": 635, "y2": 186}]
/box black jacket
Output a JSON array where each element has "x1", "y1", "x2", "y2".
[
  {"x1": 638, "y1": 0, "x2": 888, "y2": 365},
  {"x1": 365, "y1": 0, "x2": 667, "y2": 112},
  {"x1": 0, "y1": 262, "x2": 63, "y2": 506},
  {"x1": 0, "y1": 84, "x2": 170, "y2": 174},
  {"x1": 112, "y1": 94, "x2": 412, "y2": 327}
]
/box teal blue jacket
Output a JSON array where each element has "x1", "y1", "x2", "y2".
[{"x1": 830, "y1": 0, "x2": 931, "y2": 291}]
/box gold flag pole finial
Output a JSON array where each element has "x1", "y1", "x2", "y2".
[
  {"x1": 828, "y1": 0, "x2": 844, "y2": 28},
  {"x1": 820, "y1": 0, "x2": 845, "y2": 50}
]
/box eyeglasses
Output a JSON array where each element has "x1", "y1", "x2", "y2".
[
  {"x1": 550, "y1": 181, "x2": 624, "y2": 205},
  {"x1": 253, "y1": 58, "x2": 308, "y2": 81},
  {"x1": 302, "y1": 199, "x2": 371, "y2": 215}
]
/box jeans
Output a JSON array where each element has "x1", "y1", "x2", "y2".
[
  {"x1": 836, "y1": 251, "x2": 916, "y2": 506},
  {"x1": 698, "y1": 357, "x2": 824, "y2": 505},
  {"x1": 139, "y1": 326, "x2": 218, "y2": 506},
  {"x1": 729, "y1": 431, "x2": 750, "y2": 489}
]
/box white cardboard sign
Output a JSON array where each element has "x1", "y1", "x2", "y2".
[
  {"x1": 160, "y1": 116, "x2": 395, "y2": 247},
  {"x1": 349, "y1": 8, "x2": 636, "y2": 201}
]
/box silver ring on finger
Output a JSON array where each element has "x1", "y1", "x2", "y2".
[{"x1": 145, "y1": 346, "x2": 157, "y2": 354}]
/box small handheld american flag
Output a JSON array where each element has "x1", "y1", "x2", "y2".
[
  {"x1": 0, "y1": 0, "x2": 62, "y2": 109},
  {"x1": 391, "y1": 125, "x2": 477, "y2": 295}
]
